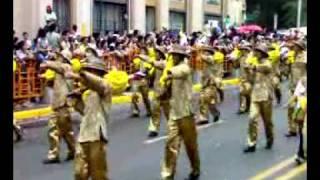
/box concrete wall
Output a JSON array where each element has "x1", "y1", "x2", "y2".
[
  {"x1": 71, "y1": 0, "x2": 93, "y2": 36},
  {"x1": 14, "y1": 0, "x2": 53, "y2": 39}
]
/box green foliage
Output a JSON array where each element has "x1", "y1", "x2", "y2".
[{"x1": 245, "y1": 0, "x2": 307, "y2": 28}]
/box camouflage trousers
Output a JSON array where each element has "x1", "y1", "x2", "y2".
[
  {"x1": 131, "y1": 84, "x2": 151, "y2": 116},
  {"x1": 239, "y1": 80, "x2": 252, "y2": 112},
  {"x1": 247, "y1": 100, "x2": 274, "y2": 147},
  {"x1": 161, "y1": 116, "x2": 200, "y2": 180},
  {"x1": 272, "y1": 75, "x2": 282, "y2": 104},
  {"x1": 198, "y1": 85, "x2": 219, "y2": 123},
  {"x1": 287, "y1": 90, "x2": 299, "y2": 134},
  {"x1": 74, "y1": 141, "x2": 108, "y2": 180},
  {"x1": 47, "y1": 107, "x2": 75, "y2": 160},
  {"x1": 13, "y1": 119, "x2": 22, "y2": 140},
  {"x1": 148, "y1": 96, "x2": 170, "y2": 133}
]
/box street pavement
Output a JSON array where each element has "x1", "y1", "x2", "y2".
[{"x1": 13, "y1": 84, "x2": 307, "y2": 180}]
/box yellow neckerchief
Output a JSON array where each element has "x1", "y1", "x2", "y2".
[
  {"x1": 159, "y1": 54, "x2": 174, "y2": 87},
  {"x1": 42, "y1": 69, "x2": 56, "y2": 81},
  {"x1": 147, "y1": 49, "x2": 156, "y2": 76},
  {"x1": 287, "y1": 50, "x2": 296, "y2": 64},
  {"x1": 298, "y1": 96, "x2": 307, "y2": 111},
  {"x1": 268, "y1": 49, "x2": 280, "y2": 65},
  {"x1": 13, "y1": 59, "x2": 17, "y2": 72},
  {"x1": 82, "y1": 89, "x2": 91, "y2": 102},
  {"x1": 148, "y1": 47, "x2": 156, "y2": 60},
  {"x1": 231, "y1": 48, "x2": 241, "y2": 59},
  {"x1": 213, "y1": 51, "x2": 224, "y2": 64},
  {"x1": 271, "y1": 42, "x2": 280, "y2": 51},
  {"x1": 245, "y1": 52, "x2": 259, "y2": 66}
]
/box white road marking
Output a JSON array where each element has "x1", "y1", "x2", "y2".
[{"x1": 143, "y1": 120, "x2": 225, "y2": 144}]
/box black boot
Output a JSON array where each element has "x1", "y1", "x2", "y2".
[
  {"x1": 65, "y1": 154, "x2": 74, "y2": 162},
  {"x1": 185, "y1": 173, "x2": 200, "y2": 180},
  {"x1": 218, "y1": 88, "x2": 224, "y2": 102},
  {"x1": 42, "y1": 158, "x2": 60, "y2": 164},
  {"x1": 285, "y1": 132, "x2": 297, "y2": 137},
  {"x1": 148, "y1": 131, "x2": 158, "y2": 138},
  {"x1": 213, "y1": 111, "x2": 221, "y2": 123},
  {"x1": 14, "y1": 126, "x2": 23, "y2": 142},
  {"x1": 275, "y1": 88, "x2": 282, "y2": 105},
  {"x1": 243, "y1": 145, "x2": 256, "y2": 153},
  {"x1": 265, "y1": 141, "x2": 273, "y2": 150}
]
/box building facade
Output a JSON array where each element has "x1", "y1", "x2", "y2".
[{"x1": 14, "y1": 0, "x2": 245, "y2": 38}]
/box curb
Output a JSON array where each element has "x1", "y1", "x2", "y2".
[{"x1": 14, "y1": 78, "x2": 240, "y2": 121}]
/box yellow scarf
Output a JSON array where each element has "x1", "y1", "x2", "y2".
[
  {"x1": 213, "y1": 51, "x2": 224, "y2": 64},
  {"x1": 159, "y1": 54, "x2": 173, "y2": 87}
]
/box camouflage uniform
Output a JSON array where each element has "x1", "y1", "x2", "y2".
[
  {"x1": 213, "y1": 51, "x2": 225, "y2": 103},
  {"x1": 198, "y1": 52, "x2": 220, "y2": 124},
  {"x1": 131, "y1": 58, "x2": 152, "y2": 117},
  {"x1": 45, "y1": 61, "x2": 75, "y2": 162},
  {"x1": 72, "y1": 71, "x2": 112, "y2": 180},
  {"x1": 246, "y1": 59, "x2": 274, "y2": 149},
  {"x1": 238, "y1": 54, "x2": 254, "y2": 113},
  {"x1": 287, "y1": 51, "x2": 306, "y2": 135},
  {"x1": 147, "y1": 59, "x2": 170, "y2": 134},
  {"x1": 269, "y1": 49, "x2": 282, "y2": 104},
  {"x1": 13, "y1": 119, "x2": 23, "y2": 142},
  {"x1": 161, "y1": 60, "x2": 200, "y2": 180}
]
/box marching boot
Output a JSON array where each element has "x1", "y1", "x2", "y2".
[
  {"x1": 265, "y1": 141, "x2": 273, "y2": 150},
  {"x1": 65, "y1": 153, "x2": 74, "y2": 162},
  {"x1": 275, "y1": 88, "x2": 282, "y2": 105},
  {"x1": 185, "y1": 173, "x2": 200, "y2": 180},
  {"x1": 285, "y1": 132, "x2": 297, "y2": 137},
  {"x1": 243, "y1": 145, "x2": 256, "y2": 153},
  {"x1": 148, "y1": 131, "x2": 159, "y2": 138},
  {"x1": 217, "y1": 88, "x2": 224, "y2": 103},
  {"x1": 209, "y1": 104, "x2": 220, "y2": 123},
  {"x1": 42, "y1": 158, "x2": 61, "y2": 164},
  {"x1": 13, "y1": 125, "x2": 23, "y2": 142}
]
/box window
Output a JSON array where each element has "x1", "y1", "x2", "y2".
[
  {"x1": 93, "y1": 1, "x2": 127, "y2": 33},
  {"x1": 146, "y1": 7, "x2": 156, "y2": 33},
  {"x1": 206, "y1": 0, "x2": 220, "y2": 5}
]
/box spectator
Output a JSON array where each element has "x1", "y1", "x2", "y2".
[
  {"x1": 22, "y1": 32, "x2": 32, "y2": 49},
  {"x1": 15, "y1": 41, "x2": 34, "y2": 65},
  {"x1": 70, "y1": 24, "x2": 80, "y2": 40},
  {"x1": 35, "y1": 28, "x2": 49, "y2": 63},
  {"x1": 13, "y1": 30, "x2": 19, "y2": 51},
  {"x1": 46, "y1": 24, "x2": 61, "y2": 51},
  {"x1": 60, "y1": 30, "x2": 71, "y2": 50},
  {"x1": 44, "y1": 5, "x2": 57, "y2": 27}
]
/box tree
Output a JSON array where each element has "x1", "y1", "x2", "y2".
[{"x1": 280, "y1": 0, "x2": 307, "y2": 28}]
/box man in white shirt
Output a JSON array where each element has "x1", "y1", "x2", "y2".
[{"x1": 45, "y1": 5, "x2": 57, "y2": 27}]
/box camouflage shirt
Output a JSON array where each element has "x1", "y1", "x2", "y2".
[
  {"x1": 251, "y1": 59, "x2": 274, "y2": 102},
  {"x1": 73, "y1": 71, "x2": 112, "y2": 143},
  {"x1": 169, "y1": 61, "x2": 194, "y2": 120},
  {"x1": 46, "y1": 61, "x2": 73, "y2": 110}
]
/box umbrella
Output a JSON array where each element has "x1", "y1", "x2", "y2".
[{"x1": 237, "y1": 25, "x2": 263, "y2": 34}]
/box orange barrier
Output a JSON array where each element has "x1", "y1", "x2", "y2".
[
  {"x1": 14, "y1": 59, "x2": 44, "y2": 103},
  {"x1": 13, "y1": 49, "x2": 234, "y2": 103}
]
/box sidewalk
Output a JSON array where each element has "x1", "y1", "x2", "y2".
[{"x1": 14, "y1": 78, "x2": 240, "y2": 122}]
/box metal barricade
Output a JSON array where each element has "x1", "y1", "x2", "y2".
[{"x1": 13, "y1": 59, "x2": 44, "y2": 103}]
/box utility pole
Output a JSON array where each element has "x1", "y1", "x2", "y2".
[
  {"x1": 273, "y1": 13, "x2": 278, "y2": 30},
  {"x1": 297, "y1": 0, "x2": 302, "y2": 27}
]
